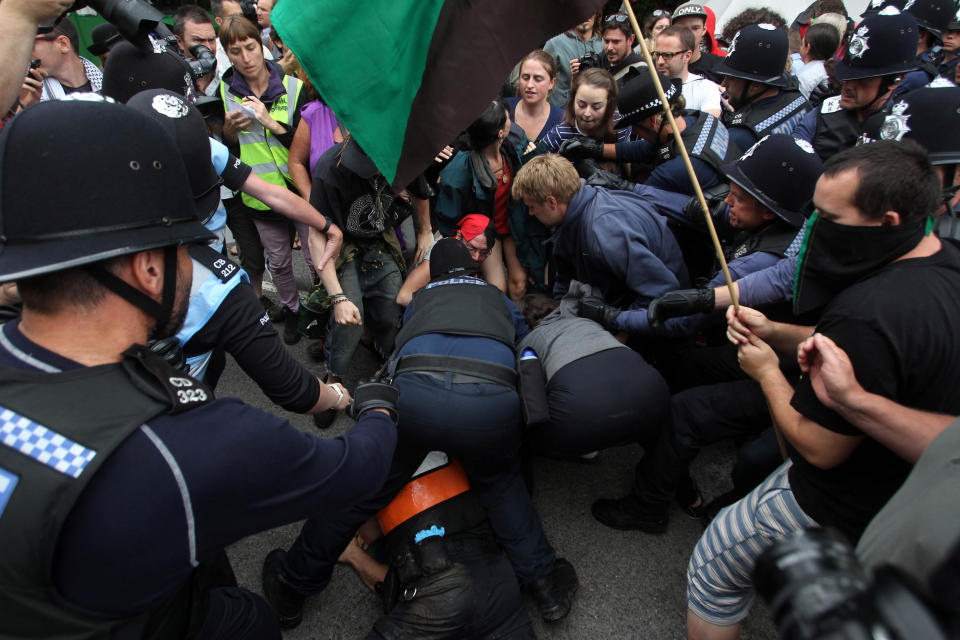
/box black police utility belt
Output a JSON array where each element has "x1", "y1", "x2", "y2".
[
  {"x1": 657, "y1": 111, "x2": 738, "y2": 174},
  {"x1": 813, "y1": 96, "x2": 863, "y2": 161},
  {"x1": 0, "y1": 345, "x2": 213, "y2": 639},
  {"x1": 389, "y1": 278, "x2": 516, "y2": 387},
  {"x1": 724, "y1": 89, "x2": 810, "y2": 138}
]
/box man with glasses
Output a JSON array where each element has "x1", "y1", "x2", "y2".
[
  {"x1": 19, "y1": 17, "x2": 101, "y2": 107},
  {"x1": 671, "y1": 2, "x2": 724, "y2": 83},
  {"x1": 654, "y1": 25, "x2": 721, "y2": 117}
]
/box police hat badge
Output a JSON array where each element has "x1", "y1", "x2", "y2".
[{"x1": 880, "y1": 101, "x2": 912, "y2": 140}]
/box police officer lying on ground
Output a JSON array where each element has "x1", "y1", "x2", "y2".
[
  {"x1": 518, "y1": 281, "x2": 670, "y2": 459},
  {"x1": 0, "y1": 97, "x2": 398, "y2": 639},
  {"x1": 263, "y1": 239, "x2": 578, "y2": 628},
  {"x1": 340, "y1": 452, "x2": 538, "y2": 639}
]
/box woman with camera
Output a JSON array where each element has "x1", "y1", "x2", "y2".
[{"x1": 218, "y1": 15, "x2": 311, "y2": 344}]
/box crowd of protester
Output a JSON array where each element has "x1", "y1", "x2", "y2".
[{"x1": 2, "y1": 0, "x2": 960, "y2": 638}]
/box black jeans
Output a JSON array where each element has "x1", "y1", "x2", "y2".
[
  {"x1": 633, "y1": 378, "x2": 771, "y2": 505},
  {"x1": 365, "y1": 553, "x2": 534, "y2": 640}
]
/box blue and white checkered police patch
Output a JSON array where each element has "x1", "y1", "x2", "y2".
[
  {"x1": 0, "y1": 407, "x2": 96, "y2": 479},
  {"x1": 0, "y1": 466, "x2": 18, "y2": 518}
]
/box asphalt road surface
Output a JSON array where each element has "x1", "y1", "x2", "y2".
[{"x1": 217, "y1": 247, "x2": 778, "y2": 639}]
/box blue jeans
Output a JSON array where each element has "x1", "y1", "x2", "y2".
[
  {"x1": 324, "y1": 242, "x2": 402, "y2": 377},
  {"x1": 281, "y1": 373, "x2": 556, "y2": 594}
]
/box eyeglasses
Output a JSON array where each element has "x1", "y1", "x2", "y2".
[
  {"x1": 464, "y1": 243, "x2": 492, "y2": 258},
  {"x1": 604, "y1": 14, "x2": 629, "y2": 26},
  {"x1": 651, "y1": 9, "x2": 671, "y2": 17},
  {"x1": 652, "y1": 50, "x2": 689, "y2": 60}
]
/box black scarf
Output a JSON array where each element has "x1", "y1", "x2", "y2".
[{"x1": 792, "y1": 211, "x2": 932, "y2": 315}]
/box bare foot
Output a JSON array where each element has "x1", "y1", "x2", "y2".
[{"x1": 338, "y1": 534, "x2": 387, "y2": 592}]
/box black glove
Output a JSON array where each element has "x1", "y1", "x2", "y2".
[
  {"x1": 586, "y1": 168, "x2": 635, "y2": 192},
  {"x1": 646, "y1": 288, "x2": 715, "y2": 331},
  {"x1": 147, "y1": 336, "x2": 188, "y2": 373},
  {"x1": 682, "y1": 182, "x2": 730, "y2": 226},
  {"x1": 558, "y1": 136, "x2": 605, "y2": 162},
  {"x1": 347, "y1": 380, "x2": 399, "y2": 421},
  {"x1": 578, "y1": 295, "x2": 620, "y2": 330}
]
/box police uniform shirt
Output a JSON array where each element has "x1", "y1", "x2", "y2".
[{"x1": 0, "y1": 320, "x2": 396, "y2": 616}]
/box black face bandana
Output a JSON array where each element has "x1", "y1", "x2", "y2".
[{"x1": 792, "y1": 210, "x2": 932, "y2": 315}]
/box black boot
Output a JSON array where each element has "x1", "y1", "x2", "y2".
[
  {"x1": 262, "y1": 549, "x2": 306, "y2": 629},
  {"x1": 591, "y1": 494, "x2": 669, "y2": 533},
  {"x1": 526, "y1": 557, "x2": 579, "y2": 622},
  {"x1": 260, "y1": 295, "x2": 284, "y2": 323},
  {"x1": 282, "y1": 306, "x2": 301, "y2": 345}
]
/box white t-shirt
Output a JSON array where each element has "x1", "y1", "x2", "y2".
[
  {"x1": 797, "y1": 60, "x2": 827, "y2": 100},
  {"x1": 681, "y1": 73, "x2": 722, "y2": 114}
]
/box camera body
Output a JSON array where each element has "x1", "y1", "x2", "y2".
[
  {"x1": 187, "y1": 44, "x2": 217, "y2": 80},
  {"x1": 237, "y1": 0, "x2": 259, "y2": 26},
  {"x1": 755, "y1": 528, "x2": 950, "y2": 640},
  {"x1": 578, "y1": 52, "x2": 604, "y2": 70}
]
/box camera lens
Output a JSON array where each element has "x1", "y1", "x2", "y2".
[{"x1": 755, "y1": 529, "x2": 869, "y2": 640}]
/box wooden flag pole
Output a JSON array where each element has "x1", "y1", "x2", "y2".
[{"x1": 620, "y1": 1, "x2": 739, "y2": 312}]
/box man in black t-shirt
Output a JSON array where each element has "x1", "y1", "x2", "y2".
[{"x1": 684, "y1": 140, "x2": 960, "y2": 640}]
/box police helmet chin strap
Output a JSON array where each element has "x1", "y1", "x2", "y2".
[
  {"x1": 943, "y1": 175, "x2": 960, "y2": 217},
  {"x1": 86, "y1": 245, "x2": 179, "y2": 334},
  {"x1": 863, "y1": 74, "x2": 901, "y2": 115},
  {"x1": 738, "y1": 80, "x2": 754, "y2": 110}
]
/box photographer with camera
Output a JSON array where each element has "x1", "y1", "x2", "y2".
[
  {"x1": 570, "y1": 13, "x2": 644, "y2": 85},
  {"x1": 0, "y1": 0, "x2": 73, "y2": 117},
  {"x1": 18, "y1": 16, "x2": 101, "y2": 108},
  {"x1": 173, "y1": 5, "x2": 219, "y2": 95},
  {"x1": 685, "y1": 140, "x2": 960, "y2": 640},
  {"x1": 543, "y1": 11, "x2": 603, "y2": 108}
]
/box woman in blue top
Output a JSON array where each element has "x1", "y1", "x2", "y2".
[{"x1": 506, "y1": 50, "x2": 564, "y2": 144}]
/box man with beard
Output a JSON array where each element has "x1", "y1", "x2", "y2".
[
  {"x1": 0, "y1": 97, "x2": 398, "y2": 639},
  {"x1": 685, "y1": 139, "x2": 960, "y2": 640},
  {"x1": 570, "y1": 13, "x2": 645, "y2": 85}
]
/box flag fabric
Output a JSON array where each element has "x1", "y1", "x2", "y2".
[{"x1": 273, "y1": 0, "x2": 604, "y2": 192}]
